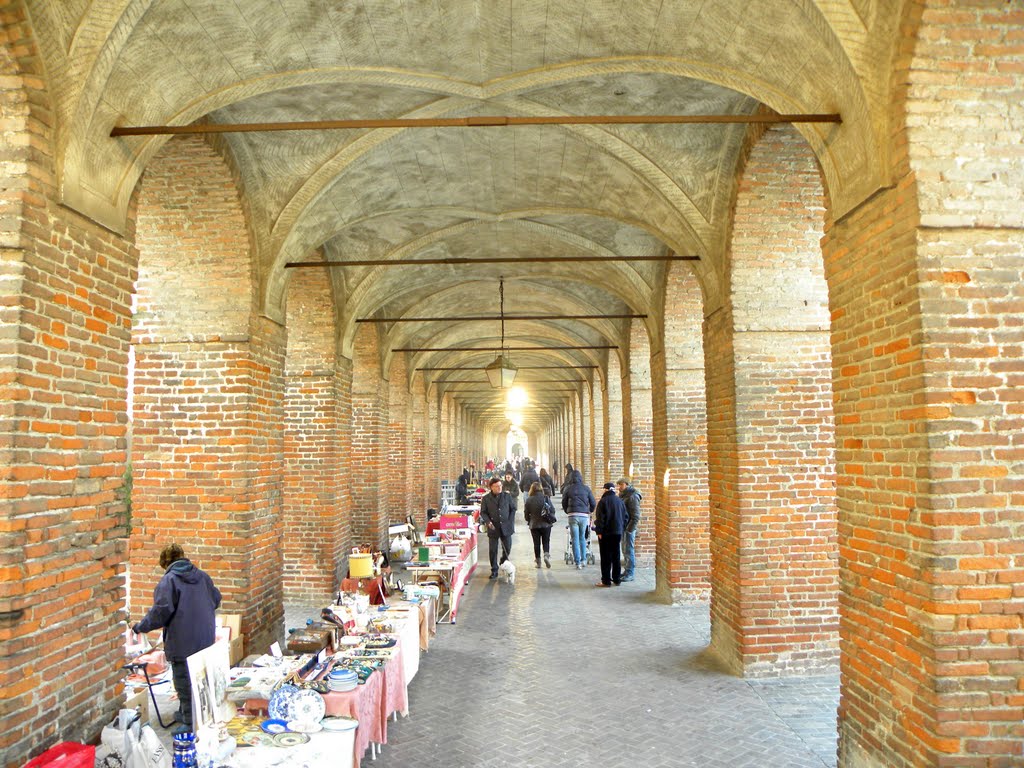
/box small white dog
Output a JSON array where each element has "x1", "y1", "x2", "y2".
[{"x1": 498, "y1": 559, "x2": 517, "y2": 585}]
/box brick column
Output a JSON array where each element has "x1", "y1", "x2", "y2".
[
  {"x1": 706, "y1": 124, "x2": 837, "y2": 677},
  {"x1": 834, "y1": 5, "x2": 1024, "y2": 764},
  {"x1": 0, "y1": 26, "x2": 135, "y2": 756},
  {"x1": 582, "y1": 383, "x2": 594, "y2": 482},
  {"x1": 351, "y1": 324, "x2": 387, "y2": 547},
  {"x1": 653, "y1": 265, "x2": 710, "y2": 601},
  {"x1": 283, "y1": 265, "x2": 341, "y2": 601},
  {"x1": 409, "y1": 372, "x2": 427, "y2": 519},
  {"x1": 628, "y1": 320, "x2": 655, "y2": 566},
  {"x1": 592, "y1": 378, "x2": 607, "y2": 481},
  {"x1": 425, "y1": 387, "x2": 441, "y2": 508},
  {"x1": 131, "y1": 134, "x2": 287, "y2": 656},
  {"x1": 387, "y1": 354, "x2": 410, "y2": 524},
  {"x1": 606, "y1": 356, "x2": 624, "y2": 477}
]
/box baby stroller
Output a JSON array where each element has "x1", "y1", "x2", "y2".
[{"x1": 563, "y1": 521, "x2": 597, "y2": 565}]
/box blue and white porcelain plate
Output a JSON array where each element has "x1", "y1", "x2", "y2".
[
  {"x1": 290, "y1": 688, "x2": 326, "y2": 723},
  {"x1": 268, "y1": 684, "x2": 300, "y2": 721}
]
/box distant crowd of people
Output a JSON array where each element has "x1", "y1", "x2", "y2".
[{"x1": 464, "y1": 457, "x2": 642, "y2": 587}]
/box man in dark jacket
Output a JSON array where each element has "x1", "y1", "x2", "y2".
[
  {"x1": 594, "y1": 482, "x2": 629, "y2": 586},
  {"x1": 479, "y1": 476, "x2": 516, "y2": 579},
  {"x1": 617, "y1": 477, "x2": 643, "y2": 582},
  {"x1": 455, "y1": 471, "x2": 471, "y2": 505},
  {"x1": 518, "y1": 460, "x2": 540, "y2": 494},
  {"x1": 133, "y1": 544, "x2": 221, "y2": 733},
  {"x1": 561, "y1": 469, "x2": 596, "y2": 569}
]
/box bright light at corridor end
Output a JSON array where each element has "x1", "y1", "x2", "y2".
[
  {"x1": 507, "y1": 386, "x2": 529, "y2": 409},
  {"x1": 506, "y1": 411, "x2": 523, "y2": 426}
]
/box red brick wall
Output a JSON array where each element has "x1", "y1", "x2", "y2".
[
  {"x1": 653, "y1": 264, "x2": 710, "y2": 600},
  {"x1": 409, "y1": 373, "x2": 427, "y2": 517},
  {"x1": 628, "y1": 320, "x2": 656, "y2": 566},
  {"x1": 707, "y1": 124, "x2": 838, "y2": 677},
  {"x1": 835, "y1": 2, "x2": 1024, "y2": 764},
  {"x1": 592, "y1": 380, "x2": 607, "y2": 480},
  {"x1": 283, "y1": 266, "x2": 341, "y2": 600},
  {"x1": 350, "y1": 324, "x2": 386, "y2": 548},
  {"x1": 605, "y1": 356, "x2": 624, "y2": 477},
  {"x1": 0, "y1": 8, "x2": 135, "y2": 762},
  {"x1": 386, "y1": 354, "x2": 409, "y2": 523},
  {"x1": 131, "y1": 134, "x2": 285, "y2": 656}
]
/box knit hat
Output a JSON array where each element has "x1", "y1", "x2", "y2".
[
  {"x1": 617, "y1": 477, "x2": 630, "y2": 485},
  {"x1": 603, "y1": 482, "x2": 616, "y2": 490}
]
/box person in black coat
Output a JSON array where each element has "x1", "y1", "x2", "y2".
[
  {"x1": 538, "y1": 467, "x2": 556, "y2": 497},
  {"x1": 523, "y1": 482, "x2": 556, "y2": 568},
  {"x1": 455, "y1": 471, "x2": 470, "y2": 505},
  {"x1": 502, "y1": 471, "x2": 521, "y2": 512},
  {"x1": 519, "y1": 461, "x2": 540, "y2": 494},
  {"x1": 133, "y1": 543, "x2": 221, "y2": 733},
  {"x1": 561, "y1": 469, "x2": 597, "y2": 568},
  {"x1": 593, "y1": 483, "x2": 629, "y2": 587},
  {"x1": 479, "y1": 476, "x2": 516, "y2": 579}
]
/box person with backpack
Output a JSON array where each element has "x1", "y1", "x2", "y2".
[
  {"x1": 561, "y1": 468, "x2": 596, "y2": 569},
  {"x1": 523, "y1": 482, "x2": 556, "y2": 568}
]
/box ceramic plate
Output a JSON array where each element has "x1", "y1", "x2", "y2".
[
  {"x1": 321, "y1": 717, "x2": 359, "y2": 732},
  {"x1": 287, "y1": 720, "x2": 323, "y2": 733},
  {"x1": 260, "y1": 718, "x2": 290, "y2": 734},
  {"x1": 290, "y1": 687, "x2": 327, "y2": 723},
  {"x1": 273, "y1": 732, "x2": 311, "y2": 747},
  {"x1": 268, "y1": 684, "x2": 300, "y2": 720}
]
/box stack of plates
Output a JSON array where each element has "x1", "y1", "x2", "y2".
[{"x1": 327, "y1": 669, "x2": 358, "y2": 692}]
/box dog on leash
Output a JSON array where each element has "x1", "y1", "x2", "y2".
[{"x1": 498, "y1": 559, "x2": 516, "y2": 585}]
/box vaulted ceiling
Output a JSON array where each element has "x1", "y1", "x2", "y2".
[{"x1": 27, "y1": 0, "x2": 904, "y2": 431}]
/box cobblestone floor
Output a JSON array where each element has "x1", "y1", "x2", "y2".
[{"x1": 362, "y1": 535, "x2": 840, "y2": 768}]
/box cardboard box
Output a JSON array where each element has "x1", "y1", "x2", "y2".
[
  {"x1": 228, "y1": 636, "x2": 245, "y2": 666},
  {"x1": 124, "y1": 686, "x2": 150, "y2": 725},
  {"x1": 216, "y1": 613, "x2": 242, "y2": 640}
]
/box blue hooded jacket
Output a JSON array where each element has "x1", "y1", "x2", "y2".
[{"x1": 134, "y1": 559, "x2": 221, "y2": 660}]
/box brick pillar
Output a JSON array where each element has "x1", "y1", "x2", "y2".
[
  {"x1": 653, "y1": 264, "x2": 710, "y2": 601},
  {"x1": 409, "y1": 372, "x2": 427, "y2": 519},
  {"x1": 628, "y1": 320, "x2": 655, "y2": 566},
  {"x1": 387, "y1": 354, "x2": 410, "y2": 524},
  {"x1": 351, "y1": 323, "x2": 386, "y2": 547},
  {"x1": 0, "y1": 24, "x2": 135, "y2": 757},
  {"x1": 425, "y1": 387, "x2": 440, "y2": 508},
  {"x1": 440, "y1": 396, "x2": 452, "y2": 482},
  {"x1": 283, "y1": 265, "x2": 341, "y2": 601},
  {"x1": 592, "y1": 379, "x2": 607, "y2": 480},
  {"x1": 606, "y1": 356, "x2": 624, "y2": 477},
  {"x1": 834, "y1": 5, "x2": 1024, "y2": 764},
  {"x1": 132, "y1": 134, "x2": 286, "y2": 657},
  {"x1": 582, "y1": 383, "x2": 594, "y2": 482},
  {"x1": 334, "y1": 358, "x2": 354, "y2": 579},
  {"x1": 706, "y1": 124, "x2": 837, "y2": 677}
]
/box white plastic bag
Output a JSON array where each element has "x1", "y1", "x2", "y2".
[
  {"x1": 390, "y1": 533, "x2": 412, "y2": 561},
  {"x1": 127, "y1": 723, "x2": 170, "y2": 768},
  {"x1": 100, "y1": 709, "x2": 140, "y2": 762}
]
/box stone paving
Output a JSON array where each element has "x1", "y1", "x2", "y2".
[{"x1": 365, "y1": 535, "x2": 840, "y2": 768}]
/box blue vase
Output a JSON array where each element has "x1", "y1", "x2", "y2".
[{"x1": 172, "y1": 732, "x2": 198, "y2": 768}]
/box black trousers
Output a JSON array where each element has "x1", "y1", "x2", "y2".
[
  {"x1": 530, "y1": 527, "x2": 551, "y2": 558},
  {"x1": 488, "y1": 533, "x2": 513, "y2": 574},
  {"x1": 170, "y1": 656, "x2": 192, "y2": 729},
  {"x1": 598, "y1": 534, "x2": 623, "y2": 585}
]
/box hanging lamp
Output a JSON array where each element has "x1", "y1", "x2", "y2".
[{"x1": 485, "y1": 276, "x2": 518, "y2": 388}]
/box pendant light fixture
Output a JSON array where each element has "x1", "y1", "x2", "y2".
[{"x1": 485, "y1": 276, "x2": 518, "y2": 389}]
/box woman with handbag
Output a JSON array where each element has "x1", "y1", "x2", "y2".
[{"x1": 523, "y1": 482, "x2": 555, "y2": 569}]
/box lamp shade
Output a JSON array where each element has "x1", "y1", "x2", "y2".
[
  {"x1": 349, "y1": 553, "x2": 373, "y2": 579},
  {"x1": 485, "y1": 355, "x2": 518, "y2": 388}
]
